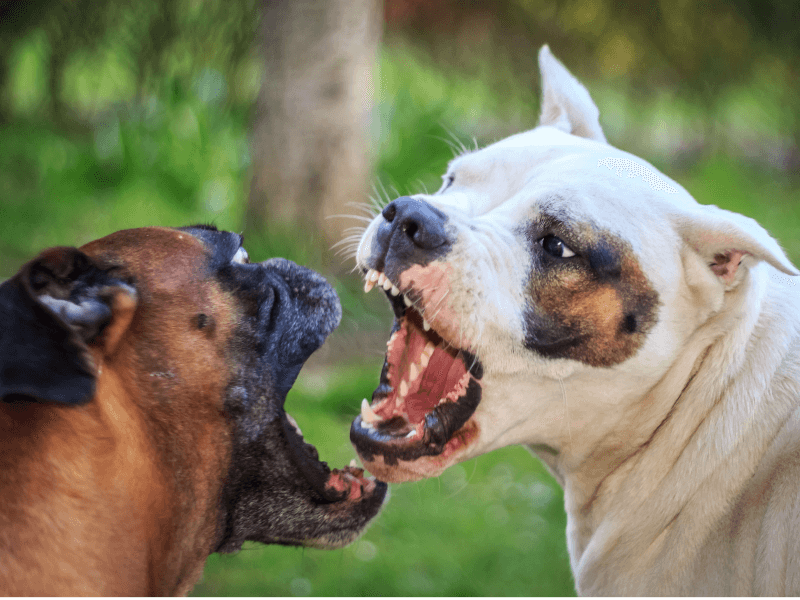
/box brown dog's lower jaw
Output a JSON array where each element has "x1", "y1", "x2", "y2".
[{"x1": 350, "y1": 281, "x2": 483, "y2": 478}]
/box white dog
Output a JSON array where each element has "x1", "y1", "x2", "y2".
[{"x1": 349, "y1": 46, "x2": 800, "y2": 595}]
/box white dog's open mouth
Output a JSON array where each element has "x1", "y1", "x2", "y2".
[{"x1": 350, "y1": 269, "x2": 483, "y2": 466}]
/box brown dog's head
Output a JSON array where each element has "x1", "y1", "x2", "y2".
[{"x1": 0, "y1": 226, "x2": 386, "y2": 561}]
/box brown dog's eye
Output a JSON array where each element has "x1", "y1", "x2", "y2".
[
  {"x1": 539, "y1": 235, "x2": 576, "y2": 259},
  {"x1": 232, "y1": 247, "x2": 249, "y2": 264}
]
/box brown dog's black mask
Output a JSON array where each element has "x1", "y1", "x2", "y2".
[{"x1": 0, "y1": 225, "x2": 386, "y2": 552}]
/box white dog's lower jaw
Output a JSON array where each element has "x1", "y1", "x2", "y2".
[{"x1": 349, "y1": 272, "x2": 484, "y2": 480}]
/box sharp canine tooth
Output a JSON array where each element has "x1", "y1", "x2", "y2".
[
  {"x1": 382, "y1": 278, "x2": 393, "y2": 291},
  {"x1": 420, "y1": 353, "x2": 430, "y2": 367},
  {"x1": 364, "y1": 279, "x2": 376, "y2": 293},
  {"x1": 400, "y1": 380, "x2": 408, "y2": 397},
  {"x1": 349, "y1": 459, "x2": 358, "y2": 468},
  {"x1": 391, "y1": 285, "x2": 400, "y2": 296},
  {"x1": 423, "y1": 319, "x2": 431, "y2": 331},
  {"x1": 377, "y1": 273, "x2": 386, "y2": 286},
  {"x1": 405, "y1": 429, "x2": 416, "y2": 439},
  {"x1": 369, "y1": 270, "x2": 380, "y2": 282},
  {"x1": 410, "y1": 363, "x2": 419, "y2": 381},
  {"x1": 424, "y1": 342, "x2": 435, "y2": 357},
  {"x1": 403, "y1": 295, "x2": 412, "y2": 307},
  {"x1": 361, "y1": 398, "x2": 381, "y2": 425}
]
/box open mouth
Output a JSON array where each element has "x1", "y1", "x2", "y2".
[
  {"x1": 283, "y1": 411, "x2": 385, "y2": 505},
  {"x1": 350, "y1": 268, "x2": 483, "y2": 467}
]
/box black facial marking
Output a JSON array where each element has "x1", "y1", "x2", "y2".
[
  {"x1": 586, "y1": 241, "x2": 622, "y2": 280},
  {"x1": 165, "y1": 227, "x2": 386, "y2": 553},
  {"x1": 523, "y1": 220, "x2": 660, "y2": 368},
  {"x1": 622, "y1": 313, "x2": 637, "y2": 334}
]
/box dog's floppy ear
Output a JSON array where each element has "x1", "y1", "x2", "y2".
[
  {"x1": 675, "y1": 204, "x2": 799, "y2": 284},
  {"x1": 0, "y1": 247, "x2": 137, "y2": 405},
  {"x1": 537, "y1": 45, "x2": 607, "y2": 143}
]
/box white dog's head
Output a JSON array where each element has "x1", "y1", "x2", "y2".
[{"x1": 350, "y1": 46, "x2": 798, "y2": 483}]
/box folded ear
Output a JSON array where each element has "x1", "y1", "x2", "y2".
[
  {"x1": 537, "y1": 45, "x2": 607, "y2": 143},
  {"x1": 674, "y1": 204, "x2": 799, "y2": 284},
  {"x1": 0, "y1": 247, "x2": 137, "y2": 405}
]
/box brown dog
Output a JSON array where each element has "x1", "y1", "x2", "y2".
[{"x1": 0, "y1": 225, "x2": 386, "y2": 596}]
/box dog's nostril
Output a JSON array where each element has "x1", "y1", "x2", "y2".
[
  {"x1": 401, "y1": 221, "x2": 419, "y2": 239},
  {"x1": 382, "y1": 203, "x2": 397, "y2": 223}
]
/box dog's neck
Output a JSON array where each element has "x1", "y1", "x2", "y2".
[{"x1": 535, "y1": 267, "x2": 800, "y2": 594}]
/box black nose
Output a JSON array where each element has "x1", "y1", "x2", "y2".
[{"x1": 380, "y1": 197, "x2": 448, "y2": 251}]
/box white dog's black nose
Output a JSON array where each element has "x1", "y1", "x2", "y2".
[{"x1": 379, "y1": 197, "x2": 448, "y2": 252}]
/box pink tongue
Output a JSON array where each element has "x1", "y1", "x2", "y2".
[{"x1": 406, "y1": 349, "x2": 466, "y2": 424}]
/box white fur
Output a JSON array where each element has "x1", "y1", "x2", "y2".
[{"x1": 356, "y1": 46, "x2": 800, "y2": 595}]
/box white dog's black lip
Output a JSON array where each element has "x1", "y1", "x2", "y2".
[{"x1": 350, "y1": 377, "x2": 481, "y2": 465}]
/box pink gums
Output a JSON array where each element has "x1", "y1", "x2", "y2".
[{"x1": 398, "y1": 262, "x2": 473, "y2": 351}]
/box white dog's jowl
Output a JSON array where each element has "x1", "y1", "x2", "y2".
[{"x1": 350, "y1": 46, "x2": 800, "y2": 595}]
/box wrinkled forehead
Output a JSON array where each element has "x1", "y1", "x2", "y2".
[{"x1": 442, "y1": 126, "x2": 696, "y2": 237}]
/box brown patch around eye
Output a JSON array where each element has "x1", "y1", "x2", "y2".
[{"x1": 525, "y1": 234, "x2": 659, "y2": 367}]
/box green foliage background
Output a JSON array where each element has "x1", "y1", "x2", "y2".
[{"x1": 0, "y1": 0, "x2": 798, "y2": 596}]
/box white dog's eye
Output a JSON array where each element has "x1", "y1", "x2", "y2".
[
  {"x1": 232, "y1": 247, "x2": 250, "y2": 264},
  {"x1": 539, "y1": 235, "x2": 576, "y2": 259}
]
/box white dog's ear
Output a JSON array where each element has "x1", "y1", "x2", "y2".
[
  {"x1": 537, "y1": 45, "x2": 606, "y2": 143},
  {"x1": 675, "y1": 204, "x2": 799, "y2": 283}
]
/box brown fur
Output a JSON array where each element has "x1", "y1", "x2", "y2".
[
  {"x1": 528, "y1": 234, "x2": 659, "y2": 367},
  {"x1": 0, "y1": 229, "x2": 234, "y2": 595}
]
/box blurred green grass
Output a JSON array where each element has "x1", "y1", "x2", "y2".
[{"x1": 1, "y1": 26, "x2": 799, "y2": 598}]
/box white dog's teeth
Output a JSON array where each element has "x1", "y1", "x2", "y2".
[
  {"x1": 361, "y1": 398, "x2": 381, "y2": 425},
  {"x1": 377, "y1": 273, "x2": 386, "y2": 286},
  {"x1": 438, "y1": 397, "x2": 446, "y2": 405},
  {"x1": 383, "y1": 278, "x2": 393, "y2": 291},
  {"x1": 420, "y1": 353, "x2": 430, "y2": 368},
  {"x1": 349, "y1": 459, "x2": 358, "y2": 468},
  {"x1": 399, "y1": 380, "x2": 409, "y2": 397},
  {"x1": 405, "y1": 429, "x2": 416, "y2": 439},
  {"x1": 391, "y1": 285, "x2": 400, "y2": 296},
  {"x1": 423, "y1": 342, "x2": 435, "y2": 357},
  {"x1": 364, "y1": 269, "x2": 378, "y2": 293},
  {"x1": 409, "y1": 363, "x2": 419, "y2": 382},
  {"x1": 403, "y1": 295, "x2": 412, "y2": 307},
  {"x1": 423, "y1": 318, "x2": 431, "y2": 331}
]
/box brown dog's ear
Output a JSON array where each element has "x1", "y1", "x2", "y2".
[
  {"x1": 0, "y1": 247, "x2": 137, "y2": 405},
  {"x1": 537, "y1": 45, "x2": 607, "y2": 143}
]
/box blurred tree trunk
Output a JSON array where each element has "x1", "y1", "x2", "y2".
[{"x1": 247, "y1": 0, "x2": 382, "y2": 253}]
